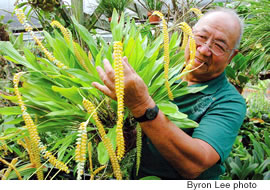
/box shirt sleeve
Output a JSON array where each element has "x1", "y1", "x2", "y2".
[{"x1": 192, "y1": 95, "x2": 246, "y2": 163}]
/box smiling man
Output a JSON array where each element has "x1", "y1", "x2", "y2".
[{"x1": 92, "y1": 7, "x2": 246, "y2": 180}]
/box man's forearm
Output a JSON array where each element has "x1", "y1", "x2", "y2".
[{"x1": 133, "y1": 106, "x2": 219, "y2": 179}]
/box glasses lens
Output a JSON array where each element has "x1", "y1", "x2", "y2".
[{"x1": 194, "y1": 36, "x2": 226, "y2": 56}]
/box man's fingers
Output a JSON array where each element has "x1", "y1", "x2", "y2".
[
  {"x1": 96, "y1": 63, "x2": 115, "y2": 91},
  {"x1": 92, "y1": 82, "x2": 116, "y2": 100},
  {"x1": 104, "y1": 59, "x2": 115, "y2": 81},
  {"x1": 122, "y1": 56, "x2": 135, "y2": 74}
]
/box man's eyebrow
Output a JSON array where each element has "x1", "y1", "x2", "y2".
[
  {"x1": 195, "y1": 28, "x2": 229, "y2": 46},
  {"x1": 214, "y1": 38, "x2": 228, "y2": 46}
]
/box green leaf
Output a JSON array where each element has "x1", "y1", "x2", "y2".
[
  {"x1": 256, "y1": 158, "x2": 270, "y2": 173},
  {"x1": 173, "y1": 85, "x2": 207, "y2": 98},
  {"x1": 263, "y1": 171, "x2": 270, "y2": 180},
  {"x1": 0, "y1": 42, "x2": 38, "y2": 71},
  {"x1": 264, "y1": 131, "x2": 270, "y2": 147},
  {"x1": 225, "y1": 65, "x2": 236, "y2": 80},
  {"x1": 45, "y1": 109, "x2": 85, "y2": 117},
  {"x1": 51, "y1": 86, "x2": 83, "y2": 105},
  {"x1": 0, "y1": 106, "x2": 21, "y2": 115},
  {"x1": 158, "y1": 101, "x2": 187, "y2": 119},
  {"x1": 13, "y1": 32, "x2": 24, "y2": 49},
  {"x1": 71, "y1": 16, "x2": 99, "y2": 59},
  {"x1": 139, "y1": 176, "x2": 161, "y2": 180}
]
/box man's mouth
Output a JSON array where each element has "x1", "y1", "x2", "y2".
[{"x1": 194, "y1": 57, "x2": 207, "y2": 66}]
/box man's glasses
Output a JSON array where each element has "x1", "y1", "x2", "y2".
[{"x1": 193, "y1": 34, "x2": 235, "y2": 56}]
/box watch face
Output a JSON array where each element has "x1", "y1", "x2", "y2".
[{"x1": 146, "y1": 108, "x2": 158, "y2": 120}]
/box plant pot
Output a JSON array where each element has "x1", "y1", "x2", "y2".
[
  {"x1": 108, "y1": 16, "x2": 121, "y2": 23},
  {"x1": 148, "y1": 12, "x2": 161, "y2": 25}
]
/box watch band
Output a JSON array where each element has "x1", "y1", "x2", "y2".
[{"x1": 134, "y1": 105, "x2": 159, "y2": 122}]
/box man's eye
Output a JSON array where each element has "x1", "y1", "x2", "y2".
[
  {"x1": 214, "y1": 43, "x2": 226, "y2": 51},
  {"x1": 198, "y1": 35, "x2": 207, "y2": 39}
]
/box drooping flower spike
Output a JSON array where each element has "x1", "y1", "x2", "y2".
[
  {"x1": 51, "y1": 20, "x2": 90, "y2": 73},
  {"x1": 15, "y1": 9, "x2": 66, "y2": 69},
  {"x1": 83, "y1": 98, "x2": 122, "y2": 180},
  {"x1": 13, "y1": 72, "x2": 70, "y2": 178},
  {"x1": 189, "y1": 8, "x2": 203, "y2": 19},
  {"x1": 178, "y1": 22, "x2": 196, "y2": 73},
  {"x1": 152, "y1": 11, "x2": 174, "y2": 100}
]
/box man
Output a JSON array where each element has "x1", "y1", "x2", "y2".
[{"x1": 92, "y1": 7, "x2": 246, "y2": 179}]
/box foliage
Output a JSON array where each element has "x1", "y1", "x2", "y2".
[
  {"x1": 140, "y1": 0, "x2": 165, "y2": 12},
  {"x1": 216, "y1": 0, "x2": 270, "y2": 89},
  {"x1": 240, "y1": 0, "x2": 270, "y2": 82},
  {"x1": 246, "y1": 80, "x2": 270, "y2": 120},
  {"x1": 97, "y1": 0, "x2": 134, "y2": 17},
  {"x1": 221, "y1": 80, "x2": 270, "y2": 180},
  {"x1": 0, "y1": 9, "x2": 202, "y2": 179}
]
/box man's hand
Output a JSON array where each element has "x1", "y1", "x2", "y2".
[{"x1": 92, "y1": 57, "x2": 155, "y2": 116}]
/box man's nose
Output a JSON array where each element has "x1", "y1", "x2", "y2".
[{"x1": 197, "y1": 41, "x2": 212, "y2": 56}]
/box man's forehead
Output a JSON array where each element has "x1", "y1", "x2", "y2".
[{"x1": 194, "y1": 12, "x2": 240, "y2": 46}]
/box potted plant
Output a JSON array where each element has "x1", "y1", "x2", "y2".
[
  {"x1": 139, "y1": 0, "x2": 164, "y2": 24},
  {"x1": 97, "y1": 0, "x2": 133, "y2": 22}
]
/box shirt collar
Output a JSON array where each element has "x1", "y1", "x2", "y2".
[{"x1": 192, "y1": 72, "x2": 226, "y2": 95}]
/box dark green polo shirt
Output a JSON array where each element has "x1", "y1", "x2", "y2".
[{"x1": 133, "y1": 72, "x2": 246, "y2": 180}]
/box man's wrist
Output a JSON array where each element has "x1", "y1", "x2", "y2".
[{"x1": 129, "y1": 96, "x2": 156, "y2": 118}]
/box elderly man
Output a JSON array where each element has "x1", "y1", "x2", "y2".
[{"x1": 92, "y1": 7, "x2": 246, "y2": 180}]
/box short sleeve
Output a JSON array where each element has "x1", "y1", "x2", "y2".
[{"x1": 192, "y1": 96, "x2": 246, "y2": 162}]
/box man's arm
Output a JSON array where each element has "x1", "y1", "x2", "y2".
[{"x1": 92, "y1": 57, "x2": 220, "y2": 179}]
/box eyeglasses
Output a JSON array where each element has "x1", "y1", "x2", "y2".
[{"x1": 193, "y1": 34, "x2": 235, "y2": 56}]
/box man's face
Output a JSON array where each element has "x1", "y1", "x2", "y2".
[{"x1": 184, "y1": 12, "x2": 240, "y2": 82}]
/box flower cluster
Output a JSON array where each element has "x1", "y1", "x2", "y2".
[
  {"x1": 15, "y1": 9, "x2": 66, "y2": 69},
  {"x1": 152, "y1": 11, "x2": 174, "y2": 100},
  {"x1": 83, "y1": 99, "x2": 122, "y2": 180},
  {"x1": 113, "y1": 41, "x2": 125, "y2": 161},
  {"x1": 75, "y1": 122, "x2": 88, "y2": 180},
  {"x1": 179, "y1": 22, "x2": 196, "y2": 73},
  {"x1": 189, "y1": 8, "x2": 203, "y2": 19},
  {"x1": 51, "y1": 20, "x2": 71, "y2": 42},
  {"x1": 13, "y1": 72, "x2": 69, "y2": 178}
]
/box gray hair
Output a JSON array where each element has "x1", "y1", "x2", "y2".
[{"x1": 195, "y1": 7, "x2": 244, "y2": 49}]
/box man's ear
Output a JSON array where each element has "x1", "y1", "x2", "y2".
[{"x1": 228, "y1": 49, "x2": 239, "y2": 64}]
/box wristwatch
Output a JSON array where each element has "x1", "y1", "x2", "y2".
[{"x1": 134, "y1": 105, "x2": 159, "y2": 122}]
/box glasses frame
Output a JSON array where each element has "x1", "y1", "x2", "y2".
[{"x1": 192, "y1": 31, "x2": 236, "y2": 56}]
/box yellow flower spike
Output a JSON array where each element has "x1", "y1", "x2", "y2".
[
  {"x1": 73, "y1": 41, "x2": 90, "y2": 73},
  {"x1": 2, "y1": 158, "x2": 18, "y2": 180},
  {"x1": 180, "y1": 32, "x2": 188, "y2": 50},
  {"x1": 188, "y1": 37, "x2": 196, "y2": 66},
  {"x1": 39, "y1": 144, "x2": 69, "y2": 173},
  {"x1": 15, "y1": 8, "x2": 67, "y2": 69},
  {"x1": 88, "y1": 142, "x2": 93, "y2": 174},
  {"x1": 113, "y1": 41, "x2": 125, "y2": 160},
  {"x1": 13, "y1": 72, "x2": 69, "y2": 176},
  {"x1": 90, "y1": 165, "x2": 106, "y2": 180},
  {"x1": 50, "y1": 20, "x2": 90, "y2": 73},
  {"x1": 13, "y1": 72, "x2": 26, "y2": 112},
  {"x1": 179, "y1": 22, "x2": 197, "y2": 73},
  {"x1": 179, "y1": 22, "x2": 193, "y2": 37},
  {"x1": 189, "y1": 8, "x2": 203, "y2": 19},
  {"x1": 75, "y1": 122, "x2": 88, "y2": 180},
  {"x1": 0, "y1": 157, "x2": 22, "y2": 180},
  {"x1": 136, "y1": 124, "x2": 142, "y2": 176},
  {"x1": 50, "y1": 20, "x2": 71, "y2": 42},
  {"x1": 83, "y1": 99, "x2": 122, "y2": 180},
  {"x1": 15, "y1": 9, "x2": 26, "y2": 25},
  {"x1": 152, "y1": 11, "x2": 173, "y2": 100}
]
